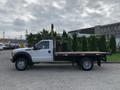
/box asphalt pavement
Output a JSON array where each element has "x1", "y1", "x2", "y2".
[{"x1": 0, "y1": 50, "x2": 120, "y2": 90}]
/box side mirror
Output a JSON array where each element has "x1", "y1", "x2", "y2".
[{"x1": 33, "y1": 45, "x2": 37, "y2": 50}]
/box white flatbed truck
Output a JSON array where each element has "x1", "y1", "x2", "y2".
[{"x1": 10, "y1": 39, "x2": 111, "y2": 71}]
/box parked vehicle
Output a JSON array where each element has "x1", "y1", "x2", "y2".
[
  {"x1": 4, "y1": 44, "x2": 20, "y2": 50},
  {"x1": 10, "y1": 39, "x2": 111, "y2": 71},
  {"x1": 0, "y1": 43, "x2": 6, "y2": 50}
]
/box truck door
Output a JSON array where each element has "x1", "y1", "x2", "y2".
[{"x1": 31, "y1": 40, "x2": 53, "y2": 62}]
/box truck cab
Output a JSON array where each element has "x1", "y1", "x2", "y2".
[{"x1": 29, "y1": 40, "x2": 54, "y2": 62}]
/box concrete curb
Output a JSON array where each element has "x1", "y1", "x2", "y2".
[{"x1": 103, "y1": 62, "x2": 120, "y2": 64}]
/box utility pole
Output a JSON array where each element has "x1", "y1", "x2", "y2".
[
  {"x1": 3, "y1": 31, "x2": 5, "y2": 39},
  {"x1": 26, "y1": 29, "x2": 28, "y2": 35},
  {"x1": 51, "y1": 24, "x2": 54, "y2": 39},
  {"x1": 25, "y1": 29, "x2": 28, "y2": 39}
]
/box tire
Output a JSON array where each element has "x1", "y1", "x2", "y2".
[
  {"x1": 81, "y1": 58, "x2": 93, "y2": 71},
  {"x1": 15, "y1": 57, "x2": 28, "y2": 71}
]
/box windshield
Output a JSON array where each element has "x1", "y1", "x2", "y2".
[{"x1": 35, "y1": 41, "x2": 49, "y2": 49}]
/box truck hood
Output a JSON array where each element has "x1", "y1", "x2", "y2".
[{"x1": 13, "y1": 47, "x2": 33, "y2": 53}]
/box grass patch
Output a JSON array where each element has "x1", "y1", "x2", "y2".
[{"x1": 107, "y1": 53, "x2": 120, "y2": 62}]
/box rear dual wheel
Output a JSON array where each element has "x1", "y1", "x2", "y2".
[{"x1": 78, "y1": 58, "x2": 93, "y2": 71}]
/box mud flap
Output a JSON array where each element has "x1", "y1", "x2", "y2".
[{"x1": 97, "y1": 60, "x2": 101, "y2": 67}]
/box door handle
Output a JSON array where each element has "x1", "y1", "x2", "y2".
[{"x1": 48, "y1": 50, "x2": 51, "y2": 53}]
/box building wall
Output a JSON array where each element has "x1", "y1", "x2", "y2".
[
  {"x1": 94, "y1": 23, "x2": 120, "y2": 39},
  {"x1": 69, "y1": 22, "x2": 120, "y2": 48}
]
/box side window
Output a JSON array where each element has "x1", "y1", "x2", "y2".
[
  {"x1": 0, "y1": 44, "x2": 2, "y2": 46},
  {"x1": 35, "y1": 41, "x2": 49, "y2": 49}
]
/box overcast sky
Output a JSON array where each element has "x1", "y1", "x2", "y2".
[{"x1": 0, "y1": 0, "x2": 120, "y2": 39}]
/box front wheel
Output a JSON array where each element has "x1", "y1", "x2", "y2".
[
  {"x1": 81, "y1": 58, "x2": 93, "y2": 71},
  {"x1": 15, "y1": 58, "x2": 28, "y2": 71}
]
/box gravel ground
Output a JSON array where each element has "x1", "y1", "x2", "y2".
[{"x1": 0, "y1": 50, "x2": 120, "y2": 90}]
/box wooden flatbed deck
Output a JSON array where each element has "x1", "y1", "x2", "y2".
[{"x1": 55, "y1": 51, "x2": 111, "y2": 56}]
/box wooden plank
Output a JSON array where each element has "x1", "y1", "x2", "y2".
[{"x1": 55, "y1": 51, "x2": 111, "y2": 56}]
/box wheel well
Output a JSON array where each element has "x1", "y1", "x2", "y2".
[
  {"x1": 13, "y1": 52, "x2": 32, "y2": 64},
  {"x1": 15, "y1": 55, "x2": 28, "y2": 61}
]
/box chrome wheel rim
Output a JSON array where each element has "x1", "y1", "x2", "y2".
[
  {"x1": 17, "y1": 59, "x2": 25, "y2": 69},
  {"x1": 83, "y1": 60, "x2": 92, "y2": 69}
]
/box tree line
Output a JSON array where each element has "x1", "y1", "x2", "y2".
[{"x1": 26, "y1": 24, "x2": 116, "y2": 53}]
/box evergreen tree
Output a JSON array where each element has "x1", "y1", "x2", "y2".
[
  {"x1": 61, "y1": 41, "x2": 68, "y2": 51},
  {"x1": 99, "y1": 35, "x2": 107, "y2": 51},
  {"x1": 27, "y1": 24, "x2": 97, "y2": 52},
  {"x1": 77, "y1": 37, "x2": 82, "y2": 51},
  {"x1": 36, "y1": 32, "x2": 42, "y2": 42},
  {"x1": 27, "y1": 33, "x2": 37, "y2": 47},
  {"x1": 72, "y1": 33, "x2": 78, "y2": 51},
  {"x1": 40, "y1": 29, "x2": 50, "y2": 39},
  {"x1": 81, "y1": 36, "x2": 88, "y2": 51},
  {"x1": 55, "y1": 33, "x2": 62, "y2": 51},
  {"x1": 61, "y1": 30, "x2": 69, "y2": 51},
  {"x1": 96, "y1": 37, "x2": 100, "y2": 51},
  {"x1": 109, "y1": 35, "x2": 116, "y2": 53},
  {"x1": 67, "y1": 37, "x2": 72, "y2": 51},
  {"x1": 88, "y1": 36, "x2": 97, "y2": 51},
  {"x1": 62, "y1": 30, "x2": 68, "y2": 38}
]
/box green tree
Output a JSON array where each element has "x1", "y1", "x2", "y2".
[
  {"x1": 62, "y1": 30, "x2": 68, "y2": 38},
  {"x1": 109, "y1": 35, "x2": 116, "y2": 53},
  {"x1": 61, "y1": 30, "x2": 70, "y2": 51},
  {"x1": 27, "y1": 33, "x2": 35, "y2": 47},
  {"x1": 88, "y1": 36, "x2": 97, "y2": 51},
  {"x1": 81, "y1": 36, "x2": 88, "y2": 51},
  {"x1": 26, "y1": 25, "x2": 72, "y2": 51},
  {"x1": 35, "y1": 33, "x2": 42, "y2": 42},
  {"x1": 72, "y1": 33, "x2": 78, "y2": 51},
  {"x1": 40, "y1": 29, "x2": 50, "y2": 39},
  {"x1": 54, "y1": 33, "x2": 62, "y2": 52},
  {"x1": 77, "y1": 37, "x2": 82, "y2": 51},
  {"x1": 96, "y1": 37, "x2": 100, "y2": 51},
  {"x1": 98, "y1": 35, "x2": 107, "y2": 51}
]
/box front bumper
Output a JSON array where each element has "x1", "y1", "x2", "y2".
[{"x1": 10, "y1": 51, "x2": 15, "y2": 63}]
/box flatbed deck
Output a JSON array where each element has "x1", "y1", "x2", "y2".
[{"x1": 55, "y1": 51, "x2": 111, "y2": 56}]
